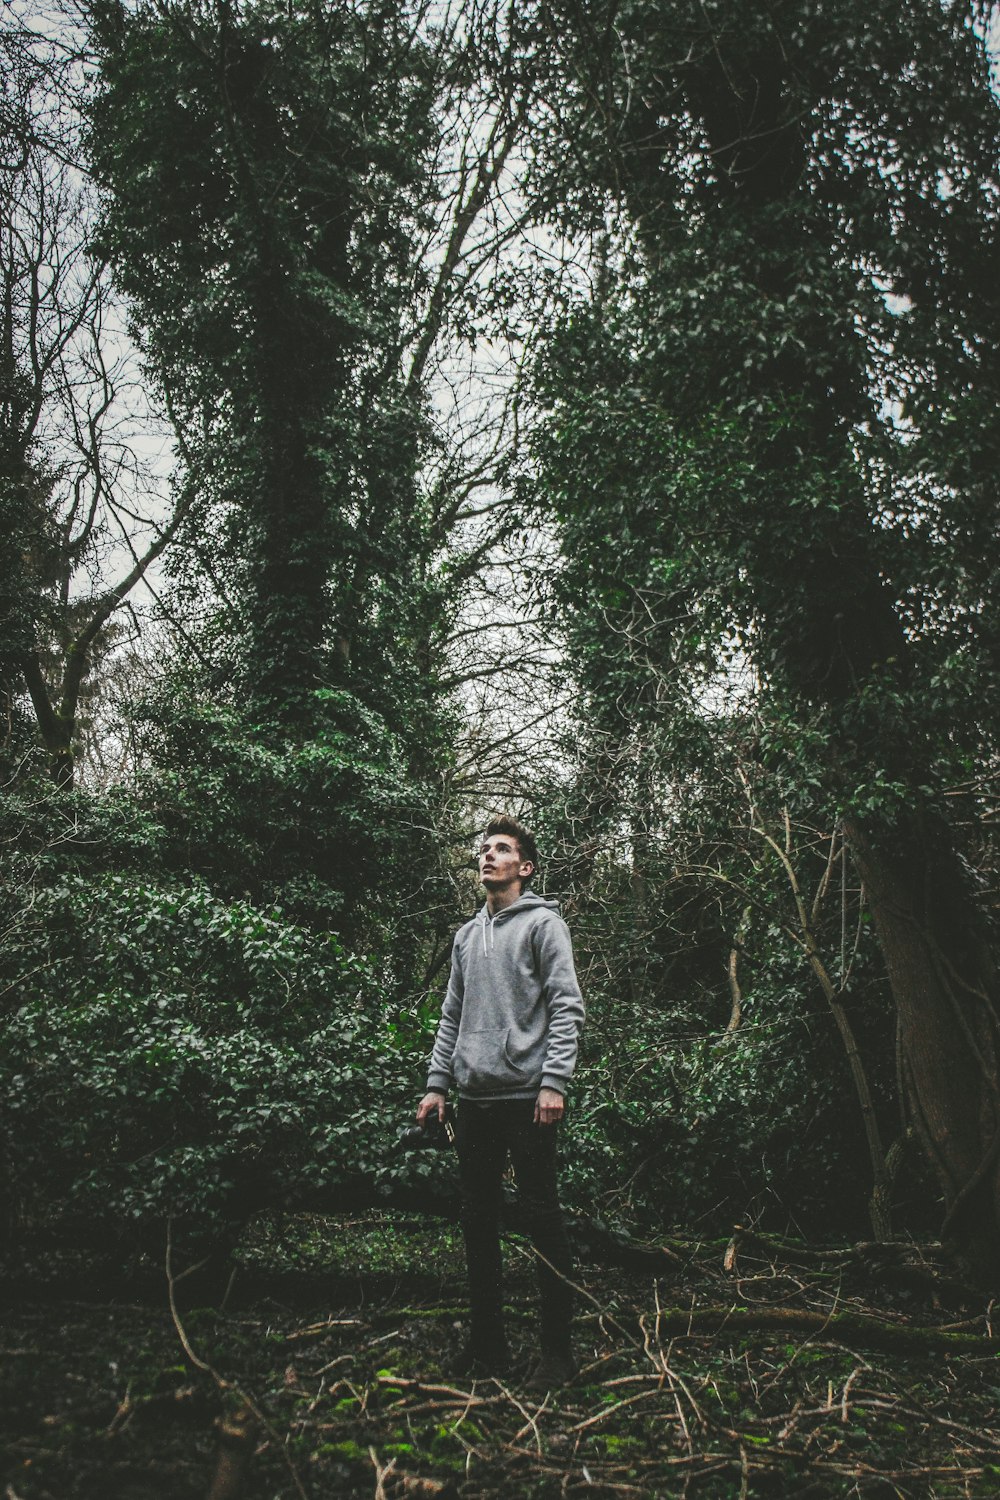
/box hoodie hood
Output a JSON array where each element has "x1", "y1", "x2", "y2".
[{"x1": 478, "y1": 890, "x2": 560, "y2": 952}]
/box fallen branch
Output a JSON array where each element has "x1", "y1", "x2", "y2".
[
  {"x1": 726, "y1": 1227, "x2": 979, "y2": 1305},
  {"x1": 727, "y1": 1226, "x2": 942, "y2": 1267},
  {"x1": 645, "y1": 1303, "x2": 1000, "y2": 1354}
]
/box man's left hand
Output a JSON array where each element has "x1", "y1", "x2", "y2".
[{"x1": 534, "y1": 1087, "x2": 565, "y2": 1126}]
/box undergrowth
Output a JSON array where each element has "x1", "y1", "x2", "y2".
[{"x1": 3, "y1": 1213, "x2": 999, "y2": 1498}]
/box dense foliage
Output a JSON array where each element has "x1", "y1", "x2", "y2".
[{"x1": 0, "y1": 834, "x2": 463, "y2": 1256}]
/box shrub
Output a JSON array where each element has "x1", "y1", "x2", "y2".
[
  {"x1": 561, "y1": 978, "x2": 883, "y2": 1237},
  {"x1": 0, "y1": 873, "x2": 434, "y2": 1249}
]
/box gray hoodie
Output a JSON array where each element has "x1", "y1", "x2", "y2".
[{"x1": 426, "y1": 891, "x2": 585, "y2": 1100}]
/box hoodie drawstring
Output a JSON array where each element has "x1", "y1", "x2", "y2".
[{"x1": 480, "y1": 911, "x2": 499, "y2": 955}]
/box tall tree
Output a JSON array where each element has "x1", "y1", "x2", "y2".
[{"x1": 531, "y1": 0, "x2": 1000, "y2": 1277}]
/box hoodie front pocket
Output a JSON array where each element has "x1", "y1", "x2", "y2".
[
  {"x1": 503, "y1": 1030, "x2": 536, "y2": 1070},
  {"x1": 453, "y1": 1026, "x2": 527, "y2": 1089}
]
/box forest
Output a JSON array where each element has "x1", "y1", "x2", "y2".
[{"x1": 4, "y1": 0, "x2": 1000, "y2": 1495}]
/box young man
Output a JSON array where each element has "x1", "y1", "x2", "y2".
[{"x1": 416, "y1": 815, "x2": 585, "y2": 1387}]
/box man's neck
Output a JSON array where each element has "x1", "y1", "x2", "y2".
[{"x1": 485, "y1": 883, "x2": 524, "y2": 916}]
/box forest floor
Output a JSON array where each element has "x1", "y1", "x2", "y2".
[{"x1": 3, "y1": 1212, "x2": 1000, "y2": 1500}]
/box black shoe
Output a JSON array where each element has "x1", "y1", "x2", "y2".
[
  {"x1": 525, "y1": 1350, "x2": 578, "y2": 1391},
  {"x1": 448, "y1": 1342, "x2": 512, "y2": 1380}
]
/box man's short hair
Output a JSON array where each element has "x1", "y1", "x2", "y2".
[{"x1": 484, "y1": 814, "x2": 540, "y2": 881}]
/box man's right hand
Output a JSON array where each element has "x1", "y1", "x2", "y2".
[{"x1": 416, "y1": 1091, "x2": 446, "y2": 1125}]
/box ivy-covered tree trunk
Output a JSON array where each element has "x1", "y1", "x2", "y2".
[
  {"x1": 685, "y1": 20, "x2": 1000, "y2": 1278},
  {"x1": 692, "y1": 26, "x2": 1000, "y2": 1276},
  {"x1": 87, "y1": 0, "x2": 433, "y2": 731},
  {"x1": 83, "y1": 0, "x2": 462, "y2": 942},
  {"x1": 538, "y1": 0, "x2": 1000, "y2": 1278}
]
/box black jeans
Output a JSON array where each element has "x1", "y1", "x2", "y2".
[{"x1": 455, "y1": 1098, "x2": 574, "y2": 1357}]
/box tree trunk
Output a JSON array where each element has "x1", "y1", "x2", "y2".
[
  {"x1": 22, "y1": 652, "x2": 74, "y2": 788},
  {"x1": 673, "y1": 23, "x2": 1000, "y2": 1282},
  {"x1": 845, "y1": 814, "x2": 1000, "y2": 1279}
]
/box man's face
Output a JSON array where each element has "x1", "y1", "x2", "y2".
[{"x1": 479, "y1": 833, "x2": 533, "y2": 893}]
